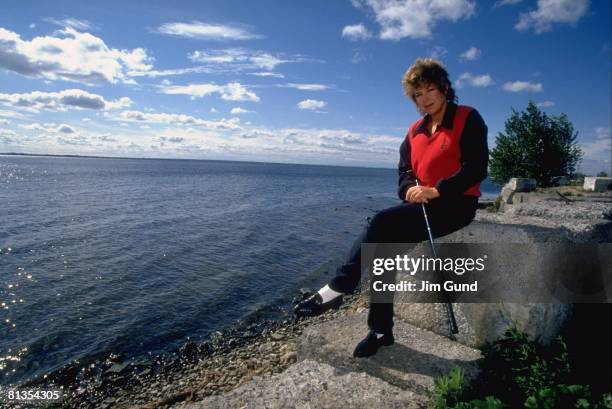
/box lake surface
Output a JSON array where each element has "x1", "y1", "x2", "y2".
[{"x1": 0, "y1": 155, "x2": 500, "y2": 385}]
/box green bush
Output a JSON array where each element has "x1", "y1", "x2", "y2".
[
  {"x1": 599, "y1": 393, "x2": 612, "y2": 408},
  {"x1": 489, "y1": 101, "x2": 582, "y2": 187},
  {"x1": 433, "y1": 328, "x2": 611, "y2": 408},
  {"x1": 478, "y1": 327, "x2": 571, "y2": 403},
  {"x1": 432, "y1": 367, "x2": 467, "y2": 408},
  {"x1": 432, "y1": 367, "x2": 502, "y2": 409}
]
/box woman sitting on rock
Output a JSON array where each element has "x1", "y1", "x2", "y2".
[{"x1": 294, "y1": 58, "x2": 489, "y2": 357}]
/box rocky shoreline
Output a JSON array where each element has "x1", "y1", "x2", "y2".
[
  {"x1": 12, "y1": 191, "x2": 612, "y2": 408},
  {"x1": 14, "y1": 291, "x2": 369, "y2": 409}
]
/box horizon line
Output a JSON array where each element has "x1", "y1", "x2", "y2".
[{"x1": 0, "y1": 152, "x2": 396, "y2": 171}]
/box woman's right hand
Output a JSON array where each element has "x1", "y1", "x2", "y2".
[{"x1": 405, "y1": 185, "x2": 439, "y2": 203}]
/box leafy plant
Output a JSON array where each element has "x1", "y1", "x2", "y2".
[
  {"x1": 432, "y1": 327, "x2": 610, "y2": 408},
  {"x1": 433, "y1": 367, "x2": 467, "y2": 409},
  {"x1": 476, "y1": 327, "x2": 571, "y2": 405},
  {"x1": 433, "y1": 367, "x2": 502, "y2": 409}
]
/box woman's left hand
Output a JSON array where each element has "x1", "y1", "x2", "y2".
[{"x1": 405, "y1": 186, "x2": 440, "y2": 204}]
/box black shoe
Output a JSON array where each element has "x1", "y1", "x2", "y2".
[
  {"x1": 353, "y1": 330, "x2": 394, "y2": 358},
  {"x1": 293, "y1": 292, "x2": 343, "y2": 319}
]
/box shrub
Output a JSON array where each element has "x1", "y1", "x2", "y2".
[
  {"x1": 489, "y1": 101, "x2": 582, "y2": 187},
  {"x1": 432, "y1": 328, "x2": 611, "y2": 408}
]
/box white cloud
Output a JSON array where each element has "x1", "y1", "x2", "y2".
[
  {"x1": 502, "y1": 80, "x2": 543, "y2": 92},
  {"x1": 455, "y1": 73, "x2": 493, "y2": 88},
  {"x1": 43, "y1": 17, "x2": 93, "y2": 31},
  {"x1": 0, "y1": 119, "x2": 9, "y2": 125},
  {"x1": 581, "y1": 127, "x2": 611, "y2": 170},
  {"x1": 341, "y1": 24, "x2": 372, "y2": 41},
  {"x1": 0, "y1": 89, "x2": 132, "y2": 112},
  {"x1": 279, "y1": 83, "x2": 330, "y2": 91},
  {"x1": 515, "y1": 0, "x2": 589, "y2": 34},
  {"x1": 58, "y1": 135, "x2": 89, "y2": 145},
  {"x1": 430, "y1": 45, "x2": 447, "y2": 59},
  {"x1": 162, "y1": 82, "x2": 260, "y2": 102},
  {"x1": 0, "y1": 109, "x2": 28, "y2": 119},
  {"x1": 57, "y1": 123, "x2": 75, "y2": 133},
  {"x1": 0, "y1": 27, "x2": 153, "y2": 85},
  {"x1": 20, "y1": 122, "x2": 77, "y2": 134},
  {"x1": 352, "y1": 48, "x2": 367, "y2": 64},
  {"x1": 115, "y1": 110, "x2": 243, "y2": 130},
  {"x1": 210, "y1": 107, "x2": 217, "y2": 113},
  {"x1": 249, "y1": 71, "x2": 285, "y2": 78},
  {"x1": 249, "y1": 53, "x2": 287, "y2": 71},
  {"x1": 188, "y1": 48, "x2": 294, "y2": 70},
  {"x1": 159, "y1": 136, "x2": 185, "y2": 144},
  {"x1": 495, "y1": 0, "x2": 523, "y2": 7},
  {"x1": 3, "y1": 106, "x2": 407, "y2": 166},
  {"x1": 0, "y1": 129, "x2": 17, "y2": 144},
  {"x1": 129, "y1": 66, "x2": 213, "y2": 78},
  {"x1": 157, "y1": 22, "x2": 262, "y2": 40},
  {"x1": 351, "y1": 0, "x2": 476, "y2": 40},
  {"x1": 536, "y1": 100, "x2": 555, "y2": 107},
  {"x1": 130, "y1": 50, "x2": 313, "y2": 79},
  {"x1": 297, "y1": 99, "x2": 326, "y2": 111},
  {"x1": 460, "y1": 46, "x2": 481, "y2": 61},
  {"x1": 230, "y1": 107, "x2": 254, "y2": 115}
]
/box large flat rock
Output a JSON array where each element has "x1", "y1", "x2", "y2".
[
  {"x1": 174, "y1": 359, "x2": 429, "y2": 409},
  {"x1": 390, "y1": 214, "x2": 610, "y2": 347},
  {"x1": 296, "y1": 311, "x2": 481, "y2": 397}
]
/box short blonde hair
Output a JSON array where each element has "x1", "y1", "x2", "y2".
[{"x1": 402, "y1": 58, "x2": 456, "y2": 103}]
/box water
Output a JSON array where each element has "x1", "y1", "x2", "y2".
[{"x1": 0, "y1": 155, "x2": 500, "y2": 385}]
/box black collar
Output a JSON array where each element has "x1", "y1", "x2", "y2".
[{"x1": 413, "y1": 102, "x2": 457, "y2": 137}]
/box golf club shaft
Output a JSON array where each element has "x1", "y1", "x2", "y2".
[{"x1": 415, "y1": 181, "x2": 459, "y2": 335}]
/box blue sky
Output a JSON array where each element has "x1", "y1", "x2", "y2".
[{"x1": 0, "y1": 0, "x2": 610, "y2": 174}]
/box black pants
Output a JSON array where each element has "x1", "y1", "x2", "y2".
[{"x1": 329, "y1": 195, "x2": 478, "y2": 333}]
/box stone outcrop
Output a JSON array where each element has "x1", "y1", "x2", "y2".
[
  {"x1": 500, "y1": 178, "x2": 537, "y2": 209},
  {"x1": 505, "y1": 177, "x2": 537, "y2": 192},
  {"x1": 174, "y1": 358, "x2": 430, "y2": 409},
  {"x1": 172, "y1": 311, "x2": 481, "y2": 409},
  {"x1": 297, "y1": 311, "x2": 481, "y2": 397},
  {"x1": 171, "y1": 193, "x2": 611, "y2": 409},
  {"x1": 393, "y1": 197, "x2": 611, "y2": 348},
  {"x1": 584, "y1": 177, "x2": 612, "y2": 192}
]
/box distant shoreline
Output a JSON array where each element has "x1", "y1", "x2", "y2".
[
  {"x1": 1, "y1": 152, "x2": 503, "y2": 199},
  {"x1": 0, "y1": 152, "x2": 394, "y2": 171}
]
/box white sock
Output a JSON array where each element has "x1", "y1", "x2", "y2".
[{"x1": 317, "y1": 284, "x2": 342, "y2": 303}]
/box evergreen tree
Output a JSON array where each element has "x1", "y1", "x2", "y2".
[{"x1": 489, "y1": 101, "x2": 583, "y2": 186}]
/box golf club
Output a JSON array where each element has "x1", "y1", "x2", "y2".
[{"x1": 416, "y1": 180, "x2": 459, "y2": 336}]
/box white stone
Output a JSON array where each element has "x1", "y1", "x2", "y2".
[
  {"x1": 505, "y1": 178, "x2": 537, "y2": 192},
  {"x1": 583, "y1": 177, "x2": 612, "y2": 192}
]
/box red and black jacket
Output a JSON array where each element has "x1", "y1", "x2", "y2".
[{"x1": 398, "y1": 102, "x2": 489, "y2": 200}]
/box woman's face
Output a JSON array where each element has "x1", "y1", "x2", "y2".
[{"x1": 413, "y1": 82, "x2": 447, "y2": 117}]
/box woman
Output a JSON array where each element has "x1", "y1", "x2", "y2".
[{"x1": 295, "y1": 58, "x2": 488, "y2": 357}]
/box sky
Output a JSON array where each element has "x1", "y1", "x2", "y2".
[{"x1": 0, "y1": 0, "x2": 610, "y2": 174}]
